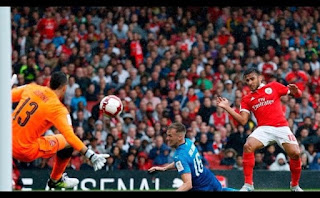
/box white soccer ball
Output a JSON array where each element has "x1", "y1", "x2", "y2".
[{"x1": 99, "y1": 95, "x2": 123, "y2": 118}]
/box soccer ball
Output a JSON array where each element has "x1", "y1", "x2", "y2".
[{"x1": 99, "y1": 95, "x2": 123, "y2": 117}]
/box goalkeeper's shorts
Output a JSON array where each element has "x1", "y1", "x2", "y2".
[{"x1": 13, "y1": 134, "x2": 67, "y2": 162}]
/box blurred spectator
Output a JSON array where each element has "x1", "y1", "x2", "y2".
[
  {"x1": 44, "y1": 50, "x2": 58, "y2": 70},
  {"x1": 105, "y1": 134, "x2": 115, "y2": 154},
  {"x1": 140, "y1": 89, "x2": 161, "y2": 110},
  {"x1": 233, "y1": 155, "x2": 243, "y2": 171},
  {"x1": 36, "y1": 9, "x2": 58, "y2": 44},
  {"x1": 305, "y1": 143, "x2": 317, "y2": 165},
  {"x1": 152, "y1": 146, "x2": 173, "y2": 166},
  {"x1": 257, "y1": 53, "x2": 278, "y2": 83},
  {"x1": 126, "y1": 128, "x2": 137, "y2": 147},
  {"x1": 254, "y1": 152, "x2": 268, "y2": 170},
  {"x1": 195, "y1": 123, "x2": 213, "y2": 143},
  {"x1": 269, "y1": 153, "x2": 290, "y2": 171},
  {"x1": 40, "y1": 65, "x2": 52, "y2": 86},
  {"x1": 86, "y1": 116, "x2": 96, "y2": 134},
  {"x1": 148, "y1": 135, "x2": 169, "y2": 161},
  {"x1": 132, "y1": 138, "x2": 144, "y2": 154},
  {"x1": 309, "y1": 152, "x2": 320, "y2": 170},
  {"x1": 147, "y1": 71, "x2": 160, "y2": 91},
  {"x1": 140, "y1": 135, "x2": 153, "y2": 154},
  {"x1": 221, "y1": 79, "x2": 236, "y2": 105},
  {"x1": 14, "y1": 28, "x2": 33, "y2": 57},
  {"x1": 209, "y1": 106, "x2": 229, "y2": 130},
  {"x1": 85, "y1": 83, "x2": 98, "y2": 102},
  {"x1": 72, "y1": 109, "x2": 90, "y2": 132},
  {"x1": 104, "y1": 155, "x2": 116, "y2": 171},
  {"x1": 220, "y1": 148, "x2": 237, "y2": 166},
  {"x1": 197, "y1": 97, "x2": 216, "y2": 125},
  {"x1": 186, "y1": 127, "x2": 197, "y2": 143},
  {"x1": 262, "y1": 144, "x2": 277, "y2": 167},
  {"x1": 137, "y1": 151, "x2": 153, "y2": 170},
  {"x1": 285, "y1": 61, "x2": 309, "y2": 92},
  {"x1": 196, "y1": 70, "x2": 213, "y2": 91},
  {"x1": 126, "y1": 32, "x2": 145, "y2": 67},
  {"x1": 225, "y1": 125, "x2": 247, "y2": 156},
  {"x1": 92, "y1": 67, "x2": 110, "y2": 88},
  {"x1": 121, "y1": 113, "x2": 136, "y2": 134},
  {"x1": 75, "y1": 67, "x2": 92, "y2": 94},
  {"x1": 19, "y1": 56, "x2": 39, "y2": 84},
  {"x1": 197, "y1": 133, "x2": 214, "y2": 154},
  {"x1": 295, "y1": 117, "x2": 315, "y2": 141},
  {"x1": 258, "y1": 29, "x2": 279, "y2": 57},
  {"x1": 87, "y1": 137, "x2": 100, "y2": 154},
  {"x1": 51, "y1": 29, "x2": 65, "y2": 49},
  {"x1": 116, "y1": 137, "x2": 130, "y2": 154},
  {"x1": 129, "y1": 68, "x2": 141, "y2": 89},
  {"x1": 176, "y1": 74, "x2": 193, "y2": 94},
  {"x1": 300, "y1": 152, "x2": 310, "y2": 170},
  {"x1": 70, "y1": 87, "x2": 87, "y2": 112},
  {"x1": 180, "y1": 107, "x2": 192, "y2": 128},
  {"x1": 119, "y1": 152, "x2": 138, "y2": 170},
  {"x1": 110, "y1": 145, "x2": 125, "y2": 170},
  {"x1": 298, "y1": 98, "x2": 315, "y2": 120},
  {"x1": 211, "y1": 132, "x2": 224, "y2": 155},
  {"x1": 56, "y1": 37, "x2": 73, "y2": 58},
  {"x1": 72, "y1": 101, "x2": 92, "y2": 120}
]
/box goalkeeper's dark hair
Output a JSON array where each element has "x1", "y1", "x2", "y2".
[
  {"x1": 243, "y1": 67, "x2": 261, "y2": 78},
  {"x1": 168, "y1": 122, "x2": 186, "y2": 134},
  {"x1": 50, "y1": 71, "x2": 68, "y2": 90}
]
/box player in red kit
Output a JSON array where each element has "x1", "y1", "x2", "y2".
[
  {"x1": 36, "y1": 9, "x2": 58, "y2": 44},
  {"x1": 217, "y1": 68, "x2": 303, "y2": 192}
]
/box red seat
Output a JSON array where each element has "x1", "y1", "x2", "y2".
[
  {"x1": 71, "y1": 156, "x2": 82, "y2": 170},
  {"x1": 203, "y1": 153, "x2": 222, "y2": 169},
  {"x1": 203, "y1": 153, "x2": 233, "y2": 170},
  {"x1": 212, "y1": 165, "x2": 233, "y2": 170},
  {"x1": 86, "y1": 101, "x2": 99, "y2": 112}
]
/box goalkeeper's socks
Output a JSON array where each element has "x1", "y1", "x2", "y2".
[{"x1": 50, "y1": 156, "x2": 71, "y2": 181}]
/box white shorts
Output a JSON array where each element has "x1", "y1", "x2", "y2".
[{"x1": 249, "y1": 126, "x2": 298, "y2": 150}]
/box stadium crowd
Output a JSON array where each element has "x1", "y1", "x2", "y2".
[{"x1": 10, "y1": 6, "x2": 320, "y2": 173}]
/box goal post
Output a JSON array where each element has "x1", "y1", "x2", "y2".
[{"x1": 0, "y1": 6, "x2": 12, "y2": 191}]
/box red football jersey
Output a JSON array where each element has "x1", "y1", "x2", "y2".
[{"x1": 240, "y1": 82, "x2": 290, "y2": 127}]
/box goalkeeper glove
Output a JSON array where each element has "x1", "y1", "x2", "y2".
[{"x1": 84, "y1": 149, "x2": 110, "y2": 171}]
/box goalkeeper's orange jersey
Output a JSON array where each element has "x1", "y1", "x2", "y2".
[{"x1": 11, "y1": 83, "x2": 85, "y2": 160}]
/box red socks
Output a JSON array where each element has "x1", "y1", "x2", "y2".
[
  {"x1": 243, "y1": 153, "x2": 301, "y2": 187},
  {"x1": 289, "y1": 158, "x2": 301, "y2": 187},
  {"x1": 242, "y1": 152, "x2": 255, "y2": 185}
]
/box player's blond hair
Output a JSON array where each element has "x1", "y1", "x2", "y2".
[{"x1": 168, "y1": 122, "x2": 186, "y2": 135}]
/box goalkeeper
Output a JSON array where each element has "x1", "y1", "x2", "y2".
[{"x1": 11, "y1": 71, "x2": 109, "y2": 189}]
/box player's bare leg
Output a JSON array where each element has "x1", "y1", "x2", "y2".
[
  {"x1": 282, "y1": 143, "x2": 303, "y2": 192},
  {"x1": 240, "y1": 137, "x2": 264, "y2": 192}
]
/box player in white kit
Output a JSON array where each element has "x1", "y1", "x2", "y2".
[{"x1": 217, "y1": 68, "x2": 303, "y2": 192}]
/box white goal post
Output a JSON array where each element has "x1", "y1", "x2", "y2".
[{"x1": 0, "y1": 6, "x2": 12, "y2": 191}]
